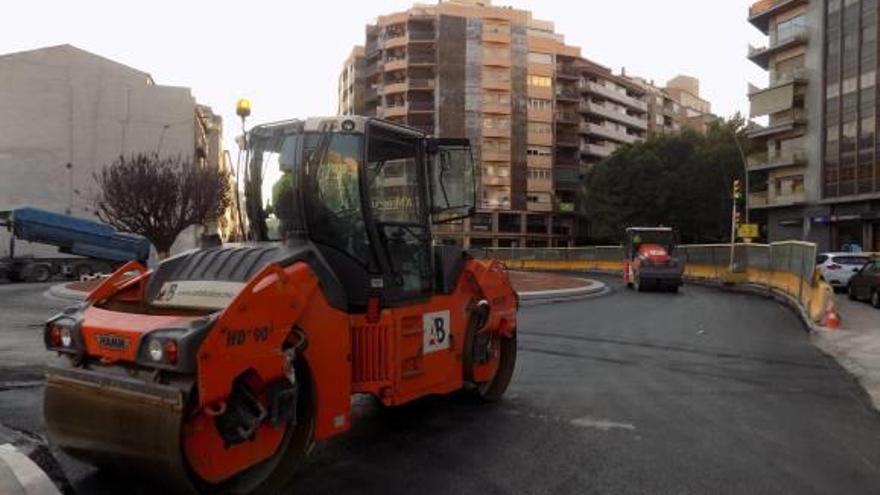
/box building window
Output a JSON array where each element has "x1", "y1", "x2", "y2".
[
  {"x1": 775, "y1": 175, "x2": 805, "y2": 195},
  {"x1": 483, "y1": 116, "x2": 510, "y2": 129},
  {"x1": 527, "y1": 98, "x2": 552, "y2": 110},
  {"x1": 775, "y1": 15, "x2": 806, "y2": 44},
  {"x1": 528, "y1": 52, "x2": 553, "y2": 64},
  {"x1": 528, "y1": 75, "x2": 552, "y2": 88},
  {"x1": 528, "y1": 122, "x2": 552, "y2": 134},
  {"x1": 527, "y1": 146, "x2": 553, "y2": 156},
  {"x1": 482, "y1": 91, "x2": 510, "y2": 105},
  {"x1": 527, "y1": 168, "x2": 551, "y2": 180}
]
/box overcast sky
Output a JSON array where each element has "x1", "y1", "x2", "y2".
[{"x1": 3, "y1": 0, "x2": 767, "y2": 150}]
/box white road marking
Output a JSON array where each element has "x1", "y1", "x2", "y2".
[{"x1": 570, "y1": 417, "x2": 636, "y2": 431}]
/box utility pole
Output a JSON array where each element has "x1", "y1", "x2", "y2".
[
  {"x1": 730, "y1": 179, "x2": 742, "y2": 271},
  {"x1": 731, "y1": 128, "x2": 750, "y2": 224}
]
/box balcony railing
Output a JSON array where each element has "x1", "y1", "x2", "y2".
[
  {"x1": 556, "y1": 64, "x2": 580, "y2": 78},
  {"x1": 409, "y1": 53, "x2": 437, "y2": 64},
  {"x1": 747, "y1": 149, "x2": 806, "y2": 170},
  {"x1": 749, "y1": 191, "x2": 769, "y2": 206},
  {"x1": 580, "y1": 123, "x2": 640, "y2": 144},
  {"x1": 579, "y1": 102, "x2": 648, "y2": 130},
  {"x1": 556, "y1": 88, "x2": 580, "y2": 101},
  {"x1": 408, "y1": 100, "x2": 434, "y2": 112},
  {"x1": 579, "y1": 81, "x2": 648, "y2": 112},
  {"x1": 556, "y1": 133, "x2": 579, "y2": 146},
  {"x1": 554, "y1": 111, "x2": 580, "y2": 124},
  {"x1": 748, "y1": 31, "x2": 809, "y2": 68},
  {"x1": 580, "y1": 142, "x2": 617, "y2": 157},
  {"x1": 408, "y1": 78, "x2": 435, "y2": 89},
  {"x1": 408, "y1": 30, "x2": 436, "y2": 42}
]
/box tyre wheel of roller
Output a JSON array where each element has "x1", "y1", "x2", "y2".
[
  {"x1": 197, "y1": 365, "x2": 315, "y2": 495},
  {"x1": 475, "y1": 333, "x2": 517, "y2": 402}
]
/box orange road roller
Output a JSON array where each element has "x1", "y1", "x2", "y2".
[{"x1": 43, "y1": 117, "x2": 518, "y2": 494}]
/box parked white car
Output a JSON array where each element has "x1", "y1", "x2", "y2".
[{"x1": 816, "y1": 252, "x2": 872, "y2": 289}]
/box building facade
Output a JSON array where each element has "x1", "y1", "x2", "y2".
[
  {"x1": 337, "y1": 0, "x2": 655, "y2": 247},
  {"x1": 630, "y1": 74, "x2": 714, "y2": 136},
  {"x1": 746, "y1": 0, "x2": 880, "y2": 251},
  {"x1": 0, "y1": 45, "x2": 231, "y2": 258}
]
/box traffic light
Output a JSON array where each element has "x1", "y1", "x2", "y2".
[
  {"x1": 733, "y1": 179, "x2": 743, "y2": 203},
  {"x1": 734, "y1": 209, "x2": 742, "y2": 226}
]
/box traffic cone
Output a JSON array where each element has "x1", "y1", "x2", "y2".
[{"x1": 823, "y1": 301, "x2": 841, "y2": 330}]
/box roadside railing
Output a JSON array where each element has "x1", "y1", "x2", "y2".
[{"x1": 473, "y1": 242, "x2": 832, "y2": 325}]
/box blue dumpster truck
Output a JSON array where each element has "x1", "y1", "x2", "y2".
[{"x1": 0, "y1": 207, "x2": 150, "y2": 283}]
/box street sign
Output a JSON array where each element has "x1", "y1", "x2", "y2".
[{"x1": 737, "y1": 223, "x2": 759, "y2": 239}]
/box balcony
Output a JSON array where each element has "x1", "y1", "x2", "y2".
[
  {"x1": 579, "y1": 81, "x2": 648, "y2": 112},
  {"x1": 483, "y1": 28, "x2": 511, "y2": 44},
  {"x1": 482, "y1": 78, "x2": 511, "y2": 91},
  {"x1": 384, "y1": 81, "x2": 408, "y2": 95},
  {"x1": 580, "y1": 123, "x2": 639, "y2": 144},
  {"x1": 527, "y1": 155, "x2": 552, "y2": 167},
  {"x1": 409, "y1": 78, "x2": 436, "y2": 90},
  {"x1": 556, "y1": 87, "x2": 580, "y2": 102},
  {"x1": 747, "y1": 149, "x2": 806, "y2": 171},
  {"x1": 748, "y1": 31, "x2": 809, "y2": 70},
  {"x1": 554, "y1": 111, "x2": 580, "y2": 124},
  {"x1": 409, "y1": 53, "x2": 436, "y2": 65},
  {"x1": 748, "y1": 0, "x2": 809, "y2": 34},
  {"x1": 483, "y1": 175, "x2": 511, "y2": 186},
  {"x1": 408, "y1": 100, "x2": 434, "y2": 113},
  {"x1": 748, "y1": 190, "x2": 806, "y2": 209},
  {"x1": 408, "y1": 30, "x2": 436, "y2": 43},
  {"x1": 529, "y1": 108, "x2": 553, "y2": 123},
  {"x1": 556, "y1": 63, "x2": 580, "y2": 80},
  {"x1": 527, "y1": 178, "x2": 553, "y2": 193},
  {"x1": 384, "y1": 57, "x2": 407, "y2": 72},
  {"x1": 483, "y1": 125, "x2": 511, "y2": 138},
  {"x1": 482, "y1": 149, "x2": 510, "y2": 161},
  {"x1": 749, "y1": 191, "x2": 769, "y2": 207},
  {"x1": 384, "y1": 33, "x2": 407, "y2": 49},
  {"x1": 579, "y1": 102, "x2": 648, "y2": 130},
  {"x1": 364, "y1": 86, "x2": 380, "y2": 102},
  {"x1": 556, "y1": 133, "x2": 579, "y2": 148},
  {"x1": 483, "y1": 53, "x2": 512, "y2": 67},
  {"x1": 746, "y1": 108, "x2": 807, "y2": 138},
  {"x1": 580, "y1": 142, "x2": 617, "y2": 158},
  {"x1": 483, "y1": 102, "x2": 512, "y2": 115},
  {"x1": 383, "y1": 104, "x2": 408, "y2": 118}
]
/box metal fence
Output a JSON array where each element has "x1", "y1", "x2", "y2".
[{"x1": 473, "y1": 241, "x2": 827, "y2": 322}]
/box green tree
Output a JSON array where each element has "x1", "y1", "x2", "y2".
[{"x1": 584, "y1": 116, "x2": 749, "y2": 244}]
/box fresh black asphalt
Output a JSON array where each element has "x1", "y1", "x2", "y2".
[{"x1": 1, "y1": 277, "x2": 880, "y2": 494}]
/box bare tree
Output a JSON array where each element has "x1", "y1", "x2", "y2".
[{"x1": 94, "y1": 153, "x2": 231, "y2": 258}]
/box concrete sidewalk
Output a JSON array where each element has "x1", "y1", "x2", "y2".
[{"x1": 812, "y1": 296, "x2": 880, "y2": 410}]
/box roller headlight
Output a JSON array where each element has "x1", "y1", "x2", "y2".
[
  {"x1": 148, "y1": 339, "x2": 164, "y2": 362},
  {"x1": 59, "y1": 327, "x2": 72, "y2": 348}
]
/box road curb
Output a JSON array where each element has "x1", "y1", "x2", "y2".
[
  {"x1": 45, "y1": 284, "x2": 86, "y2": 303},
  {"x1": 0, "y1": 425, "x2": 70, "y2": 495},
  {"x1": 517, "y1": 279, "x2": 608, "y2": 306}
]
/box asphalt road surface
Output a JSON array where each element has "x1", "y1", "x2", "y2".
[{"x1": 2, "y1": 277, "x2": 880, "y2": 494}]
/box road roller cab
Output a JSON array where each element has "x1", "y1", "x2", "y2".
[
  {"x1": 622, "y1": 227, "x2": 683, "y2": 292},
  {"x1": 43, "y1": 116, "x2": 519, "y2": 494}
]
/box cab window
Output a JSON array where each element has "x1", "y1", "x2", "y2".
[{"x1": 304, "y1": 133, "x2": 371, "y2": 265}]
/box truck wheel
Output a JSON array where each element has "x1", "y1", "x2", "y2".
[
  {"x1": 28, "y1": 264, "x2": 52, "y2": 283},
  {"x1": 74, "y1": 264, "x2": 94, "y2": 279}
]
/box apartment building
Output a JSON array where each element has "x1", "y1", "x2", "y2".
[
  {"x1": 338, "y1": 46, "x2": 366, "y2": 116},
  {"x1": 630, "y1": 74, "x2": 714, "y2": 136},
  {"x1": 0, "y1": 44, "x2": 234, "y2": 257},
  {"x1": 746, "y1": 0, "x2": 880, "y2": 250},
  {"x1": 337, "y1": 0, "x2": 651, "y2": 247}
]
